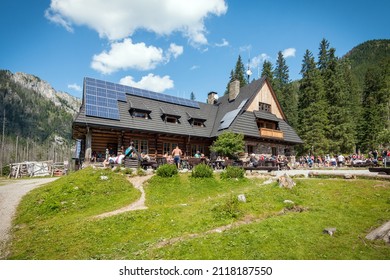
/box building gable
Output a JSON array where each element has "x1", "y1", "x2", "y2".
[{"x1": 245, "y1": 79, "x2": 285, "y2": 120}]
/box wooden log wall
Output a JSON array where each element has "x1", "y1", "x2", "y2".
[{"x1": 89, "y1": 128, "x2": 212, "y2": 158}]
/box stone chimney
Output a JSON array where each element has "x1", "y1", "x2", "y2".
[
  {"x1": 229, "y1": 79, "x2": 240, "y2": 101},
  {"x1": 207, "y1": 91, "x2": 219, "y2": 104}
]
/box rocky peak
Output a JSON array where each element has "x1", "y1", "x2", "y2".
[{"x1": 10, "y1": 72, "x2": 81, "y2": 115}]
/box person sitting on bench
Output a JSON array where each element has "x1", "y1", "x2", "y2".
[
  {"x1": 103, "y1": 152, "x2": 125, "y2": 167},
  {"x1": 249, "y1": 153, "x2": 259, "y2": 167}
]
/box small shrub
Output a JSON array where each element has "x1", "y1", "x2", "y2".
[
  {"x1": 212, "y1": 195, "x2": 242, "y2": 220},
  {"x1": 1, "y1": 165, "x2": 10, "y2": 176},
  {"x1": 123, "y1": 168, "x2": 133, "y2": 175},
  {"x1": 112, "y1": 166, "x2": 121, "y2": 173},
  {"x1": 156, "y1": 164, "x2": 178, "y2": 177},
  {"x1": 220, "y1": 166, "x2": 245, "y2": 179},
  {"x1": 191, "y1": 163, "x2": 214, "y2": 178},
  {"x1": 137, "y1": 168, "x2": 146, "y2": 176}
]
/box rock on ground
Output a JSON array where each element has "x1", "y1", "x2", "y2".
[{"x1": 366, "y1": 220, "x2": 390, "y2": 244}]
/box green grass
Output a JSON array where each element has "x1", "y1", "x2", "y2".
[{"x1": 8, "y1": 168, "x2": 390, "y2": 260}]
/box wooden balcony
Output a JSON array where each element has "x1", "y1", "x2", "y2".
[{"x1": 259, "y1": 128, "x2": 284, "y2": 139}]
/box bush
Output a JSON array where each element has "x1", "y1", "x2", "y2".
[
  {"x1": 220, "y1": 166, "x2": 245, "y2": 179},
  {"x1": 1, "y1": 165, "x2": 10, "y2": 176},
  {"x1": 112, "y1": 166, "x2": 121, "y2": 173},
  {"x1": 212, "y1": 194, "x2": 242, "y2": 220},
  {"x1": 191, "y1": 163, "x2": 214, "y2": 178},
  {"x1": 137, "y1": 168, "x2": 147, "y2": 176},
  {"x1": 123, "y1": 168, "x2": 133, "y2": 175},
  {"x1": 156, "y1": 164, "x2": 178, "y2": 177}
]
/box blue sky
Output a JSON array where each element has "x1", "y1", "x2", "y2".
[{"x1": 1, "y1": 0, "x2": 389, "y2": 102}]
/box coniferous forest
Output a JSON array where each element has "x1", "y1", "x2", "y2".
[{"x1": 227, "y1": 39, "x2": 390, "y2": 156}]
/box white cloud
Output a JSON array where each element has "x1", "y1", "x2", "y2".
[
  {"x1": 45, "y1": 0, "x2": 228, "y2": 45},
  {"x1": 190, "y1": 65, "x2": 200, "y2": 70},
  {"x1": 45, "y1": 9, "x2": 73, "y2": 33},
  {"x1": 215, "y1": 38, "x2": 229, "y2": 47},
  {"x1": 282, "y1": 48, "x2": 296, "y2": 58},
  {"x1": 249, "y1": 53, "x2": 271, "y2": 69},
  {"x1": 91, "y1": 39, "x2": 183, "y2": 74},
  {"x1": 68, "y1": 83, "x2": 81, "y2": 92},
  {"x1": 119, "y1": 74, "x2": 174, "y2": 93},
  {"x1": 167, "y1": 43, "x2": 184, "y2": 59},
  {"x1": 239, "y1": 45, "x2": 252, "y2": 53},
  {"x1": 91, "y1": 38, "x2": 164, "y2": 74}
]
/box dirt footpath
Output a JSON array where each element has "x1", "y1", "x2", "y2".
[{"x1": 0, "y1": 177, "x2": 59, "y2": 259}]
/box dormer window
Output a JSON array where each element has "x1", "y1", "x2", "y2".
[
  {"x1": 190, "y1": 119, "x2": 205, "y2": 127},
  {"x1": 165, "y1": 115, "x2": 180, "y2": 124},
  {"x1": 131, "y1": 110, "x2": 150, "y2": 119},
  {"x1": 129, "y1": 99, "x2": 151, "y2": 119},
  {"x1": 160, "y1": 107, "x2": 181, "y2": 124},
  {"x1": 259, "y1": 102, "x2": 271, "y2": 112},
  {"x1": 186, "y1": 112, "x2": 206, "y2": 127}
]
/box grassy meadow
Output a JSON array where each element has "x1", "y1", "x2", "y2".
[{"x1": 7, "y1": 167, "x2": 390, "y2": 259}]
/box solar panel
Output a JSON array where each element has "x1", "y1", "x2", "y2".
[
  {"x1": 122, "y1": 83, "x2": 200, "y2": 108},
  {"x1": 218, "y1": 108, "x2": 240, "y2": 130},
  {"x1": 84, "y1": 78, "x2": 121, "y2": 120},
  {"x1": 218, "y1": 99, "x2": 248, "y2": 130}
]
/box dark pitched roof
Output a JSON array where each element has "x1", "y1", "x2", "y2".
[
  {"x1": 210, "y1": 77, "x2": 303, "y2": 144},
  {"x1": 211, "y1": 77, "x2": 266, "y2": 137},
  {"x1": 74, "y1": 90, "x2": 217, "y2": 138}
]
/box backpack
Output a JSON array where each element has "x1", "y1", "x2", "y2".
[{"x1": 125, "y1": 147, "x2": 133, "y2": 156}]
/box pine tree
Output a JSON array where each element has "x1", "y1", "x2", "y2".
[
  {"x1": 322, "y1": 48, "x2": 356, "y2": 153},
  {"x1": 273, "y1": 51, "x2": 297, "y2": 127},
  {"x1": 298, "y1": 50, "x2": 329, "y2": 155},
  {"x1": 261, "y1": 61, "x2": 274, "y2": 84},
  {"x1": 318, "y1": 38, "x2": 330, "y2": 72},
  {"x1": 359, "y1": 60, "x2": 390, "y2": 152},
  {"x1": 224, "y1": 56, "x2": 247, "y2": 95},
  {"x1": 190, "y1": 91, "x2": 196, "y2": 101},
  {"x1": 234, "y1": 55, "x2": 247, "y2": 87}
]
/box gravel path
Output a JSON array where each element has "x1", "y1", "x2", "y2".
[
  {"x1": 0, "y1": 177, "x2": 59, "y2": 259},
  {"x1": 94, "y1": 174, "x2": 153, "y2": 219}
]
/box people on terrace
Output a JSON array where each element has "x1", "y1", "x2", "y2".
[
  {"x1": 172, "y1": 145, "x2": 183, "y2": 168},
  {"x1": 103, "y1": 152, "x2": 125, "y2": 167}
]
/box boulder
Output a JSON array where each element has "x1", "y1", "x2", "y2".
[
  {"x1": 366, "y1": 220, "x2": 390, "y2": 244},
  {"x1": 278, "y1": 173, "x2": 296, "y2": 189},
  {"x1": 237, "y1": 194, "x2": 246, "y2": 203},
  {"x1": 344, "y1": 174, "x2": 356, "y2": 179},
  {"x1": 323, "y1": 227, "x2": 337, "y2": 236}
]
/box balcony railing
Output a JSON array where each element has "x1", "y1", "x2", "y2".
[{"x1": 259, "y1": 128, "x2": 284, "y2": 139}]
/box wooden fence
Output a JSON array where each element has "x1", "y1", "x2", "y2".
[{"x1": 8, "y1": 160, "x2": 69, "y2": 178}]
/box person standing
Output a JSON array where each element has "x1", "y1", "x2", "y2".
[{"x1": 172, "y1": 145, "x2": 183, "y2": 168}]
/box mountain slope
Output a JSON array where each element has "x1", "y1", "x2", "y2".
[
  {"x1": 343, "y1": 39, "x2": 390, "y2": 87},
  {"x1": 0, "y1": 70, "x2": 81, "y2": 143}
]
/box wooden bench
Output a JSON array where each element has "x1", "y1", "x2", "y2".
[
  {"x1": 187, "y1": 158, "x2": 202, "y2": 169},
  {"x1": 124, "y1": 158, "x2": 139, "y2": 169},
  {"x1": 140, "y1": 159, "x2": 158, "y2": 170},
  {"x1": 369, "y1": 167, "x2": 390, "y2": 175}
]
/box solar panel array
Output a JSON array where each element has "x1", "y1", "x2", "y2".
[
  {"x1": 124, "y1": 83, "x2": 200, "y2": 109},
  {"x1": 84, "y1": 77, "x2": 126, "y2": 120},
  {"x1": 218, "y1": 98, "x2": 248, "y2": 130},
  {"x1": 84, "y1": 77, "x2": 199, "y2": 120}
]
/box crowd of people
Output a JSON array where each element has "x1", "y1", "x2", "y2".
[
  {"x1": 295, "y1": 150, "x2": 389, "y2": 168},
  {"x1": 91, "y1": 140, "x2": 390, "y2": 171}
]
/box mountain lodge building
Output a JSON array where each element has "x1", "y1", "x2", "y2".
[{"x1": 72, "y1": 76, "x2": 303, "y2": 161}]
